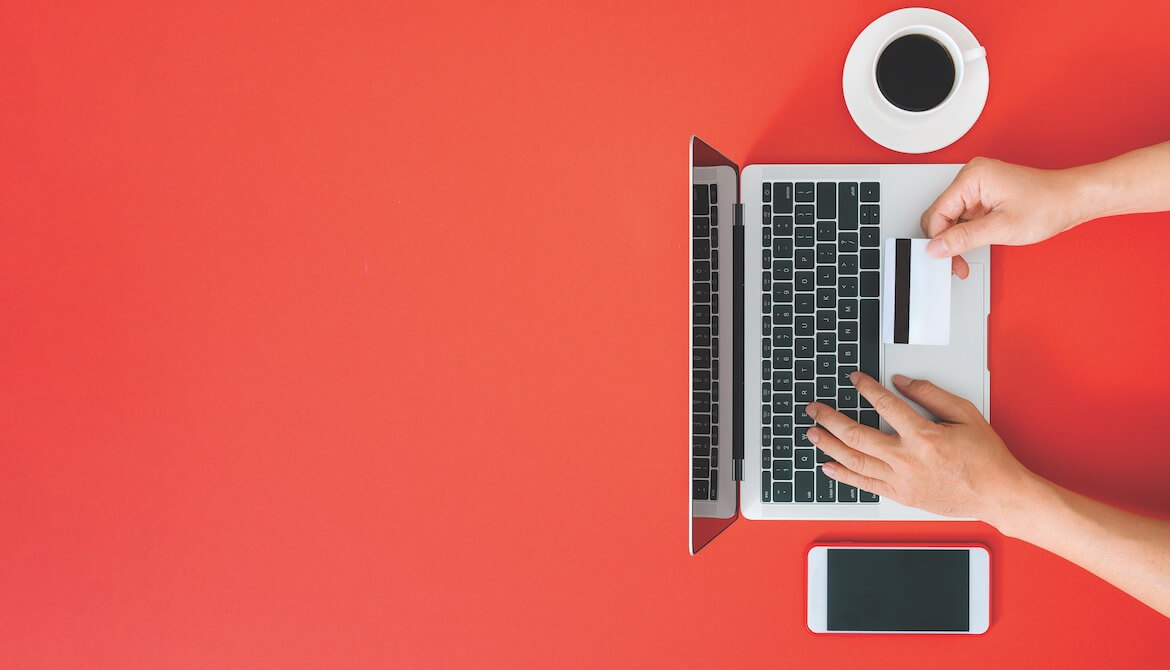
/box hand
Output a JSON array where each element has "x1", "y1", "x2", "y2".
[
  {"x1": 920, "y1": 157, "x2": 1087, "y2": 279},
  {"x1": 804, "y1": 372, "x2": 1034, "y2": 523}
]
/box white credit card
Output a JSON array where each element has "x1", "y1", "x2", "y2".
[{"x1": 882, "y1": 238, "x2": 951, "y2": 345}]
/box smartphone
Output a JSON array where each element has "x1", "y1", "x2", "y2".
[{"x1": 807, "y1": 544, "x2": 990, "y2": 634}]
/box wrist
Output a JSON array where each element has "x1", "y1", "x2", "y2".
[{"x1": 980, "y1": 468, "x2": 1052, "y2": 538}]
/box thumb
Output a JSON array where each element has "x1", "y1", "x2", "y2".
[
  {"x1": 926, "y1": 212, "x2": 1004, "y2": 259},
  {"x1": 891, "y1": 375, "x2": 977, "y2": 424}
]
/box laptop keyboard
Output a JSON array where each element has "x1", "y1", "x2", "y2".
[
  {"x1": 761, "y1": 181, "x2": 881, "y2": 504},
  {"x1": 692, "y1": 183, "x2": 719, "y2": 501}
]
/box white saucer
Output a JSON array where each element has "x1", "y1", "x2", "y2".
[{"x1": 843, "y1": 8, "x2": 989, "y2": 154}]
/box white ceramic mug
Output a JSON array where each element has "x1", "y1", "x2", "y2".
[{"x1": 871, "y1": 24, "x2": 986, "y2": 115}]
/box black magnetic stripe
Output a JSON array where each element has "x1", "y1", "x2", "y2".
[{"x1": 893, "y1": 238, "x2": 911, "y2": 344}]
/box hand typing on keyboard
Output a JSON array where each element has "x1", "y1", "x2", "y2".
[
  {"x1": 804, "y1": 372, "x2": 1026, "y2": 521},
  {"x1": 800, "y1": 140, "x2": 1170, "y2": 620}
]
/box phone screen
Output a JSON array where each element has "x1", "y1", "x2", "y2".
[{"x1": 827, "y1": 548, "x2": 970, "y2": 632}]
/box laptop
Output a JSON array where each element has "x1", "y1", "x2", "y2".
[{"x1": 689, "y1": 136, "x2": 991, "y2": 554}]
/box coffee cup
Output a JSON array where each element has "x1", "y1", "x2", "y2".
[{"x1": 872, "y1": 25, "x2": 986, "y2": 115}]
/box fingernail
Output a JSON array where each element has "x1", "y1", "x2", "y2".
[
  {"x1": 805, "y1": 405, "x2": 818, "y2": 419},
  {"x1": 848, "y1": 371, "x2": 859, "y2": 384},
  {"x1": 806, "y1": 428, "x2": 819, "y2": 444},
  {"x1": 926, "y1": 237, "x2": 949, "y2": 258},
  {"x1": 892, "y1": 374, "x2": 911, "y2": 386},
  {"x1": 822, "y1": 462, "x2": 836, "y2": 477}
]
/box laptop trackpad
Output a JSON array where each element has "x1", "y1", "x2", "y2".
[{"x1": 880, "y1": 262, "x2": 987, "y2": 423}]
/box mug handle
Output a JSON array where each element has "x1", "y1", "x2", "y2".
[{"x1": 963, "y1": 45, "x2": 987, "y2": 63}]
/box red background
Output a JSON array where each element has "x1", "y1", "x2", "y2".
[{"x1": 4, "y1": 1, "x2": 1170, "y2": 666}]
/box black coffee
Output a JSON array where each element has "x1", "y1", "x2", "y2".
[{"x1": 876, "y1": 34, "x2": 956, "y2": 112}]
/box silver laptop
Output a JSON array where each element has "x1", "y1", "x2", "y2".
[{"x1": 689, "y1": 136, "x2": 990, "y2": 554}]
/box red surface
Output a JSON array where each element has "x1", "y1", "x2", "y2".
[{"x1": 4, "y1": 1, "x2": 1170, "y2": 667}]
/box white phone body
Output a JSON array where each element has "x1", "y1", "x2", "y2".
[{"x1": 807, "y1": 545, "x2": 990, "y2": 634}]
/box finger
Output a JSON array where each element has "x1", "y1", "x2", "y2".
[
  {"x1": 951, "y1": 255, "x2": 970, "y2": 279},
  {"x1": 804, "y1": 402, "x2": 892, "y2": 460},
  {"x1": 820, "y1": 460, "x2": 893, "y2": 500},
  {"x1": 891, "y1": 374, "x2": 979, "y2": 424},
  {"x1": 806, "y1": 425, "x2": 892, "y2": 480},
  {"x1": 920, "y1": 169, "x2": 982, "y2": 238},
  {"x1": 849, "y1": 371, "x2": 927, "y2": 434},
  {"x1": 925, "y1": 211, "x2": 1005, "y2": 259}
]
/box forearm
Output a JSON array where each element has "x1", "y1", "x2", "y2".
[
  {"x1": 990, "y1": 473, "x2": 1170, "y2": 618},
  {"x1": 1066, "y1": 140, "x2": 1170, "y2": 223}
]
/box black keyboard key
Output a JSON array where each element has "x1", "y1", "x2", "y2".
[
  {"x1": 773, "y1": 414, "x2": 794, "y2": 436},
  {"x1": 774, "y1": 371, "x2": 793, "y2": 392},
  {"x1": 795, "y1": 225, "x2": 816, "y2": 246},
  {"x1": 838, "y1": 182, "x2": 858, "y2": 230},
  {"x1": 762, "y1": 471, "x2": 772, "y2": 502},
  {"x1": 839, "y1": 343, "x2": 858, "y2": 364},
  {"x1": 816, "y1": 376, "x2": 835, "y2": 398},
  {"x1": 816, "y1": 332, "x2": 836, "y2": 352},
  {"x1": 773, "y1": 460, "x2": 794, "y2": 481},
  {"x1": 709, "y1": 184, "x2": 718, "y2": 204},
  {"x1": 694, "y1": 238, "x2": 710, "y2": 260},
  {"x1": 838, "y1": 299, "x2": 857, "y2": 320},
  {"x1": 861, "y1": 249, "x2": 880, "y2": 269},
  {"x1": 693, "y1": 414, "x2": 710, "y2": 436},
  {"x1": 762, "y1": 182, "x2": 772, "y2": 202},
  {"x1": 694, "y1": 261, "x2": 710, "y2": 282},
  {"x1": 694, "y1": 184, "x2": 710, "y2": 215},
  {"x1": 694, "y1": 282, "x2": 711, "y2": 303},
  {"x1": 774, "y1": 437, "x2": 794, "y2": 459},
  {"x1": 773, "y1": 214, "x2": 794, "y2": 236},
  {"x1": 795, "y1": 182, "x2": 815, "y2": 202},
  {"x1": 795, "y1": 429, "x2": 813, "y2": 447},
  {"x1": 762, "y1": 338, "x2": 771, "y2": 358},
  {"x1": 816, "y1": 448, "x2": 833, "y2": 464},
  {"x1": 816, "y1": 288, "x2": 835, "y2": 309},
  {"x1": 762, "y1": 271, "x2": 772, "y2": 292},
  {"x1": 693, "y1": 216, "x2": 709, "y2": 238},
  {"x1": 860, "y1": 271, "x2": 880, "y2": 297},
  {"x1": 773, "y1": 325, "x2": 794, "y2": 348},
  {"x1": 838, "y1": 254, "x2": 858, "y2": 275},
  {"x1": 816, "y1": 182, "x2": 836, "y2": 220},
  {"x1": 709, "y1": 474, "x2": 717, "y2": 499},
  {"x1": 796, "y1": 359, "x2": 815, "y2": 381},
  {"x1": 773, "y1": 237, "x2": 794, "y2": 258},
  {"x1": 860, "y1": 489, "x2": 880, "y2": 503},
  {"x1": 693, "y1": 349, "x2": 711, "y2": 369},
  {"x1": 839, "y1": 276, "x2": 858, "y2": 297},
  {"x1": 693, "y1": 435, "x2": 710, "y2": 457},
  {"x1": 816, "y1": 466, "x2": 836, "y2": 501},
  {"x1": 795, "y1": 472, "x2": 814, "y2": 502},
  {"x1": 860, "y1": 182, "x2": 879, "y2": 202},
  {"x1": 795, "y1": 248, "x2": 816, "y2": 269},
  {"x1": 795, "y1": 204, "x2": 815, "y2": 224},
  {"x1": 776, "y1": 183, "x2": 794, "y2": 213},
  {"x1": 795, "y1": 293, "x2": 815, "y2": 314},
  {"x1": 796, "y1": 449, "x2": 815, "y2": 469},
  {"x1": 693, "y1": 390, "x2": 711, "y2": 413},
  {"x1": 693, "y1": 479, "x2": 709, "y2": 500},
  {"x1": 816, "y1": 265, "x2": 836, "y2": 287},
  {"x1": 773, "y1": 350, "x2": 794, "y2": 370},
  {"x1": 795, "y1": 337, "x2": 814, "y2": 359},
  {"x1": 795, "y1": 316, "x2": 815, "y2": 337},
  {"x1": 693, "y1": 458, "x2": 710, "y2": 479},
  {"x1": 694, "y1": 326, "x2": 711, "y2": 347},
  {"x1": 816, "y1": 220, "x2": 835, "y2": 242},
  {"x1": 762, "y1": 248, "x2": 771, "y2": 269},
  {"x1": 838, "y1": 387, "x2": 859, "y2": 408},
  {"x1": 815, "y1": 310, "x2": 834, "y2": 331},
  {"x1": 816, "y1": 354, "x2": 835, "y2": 376},
  {"x1": 773, "y1": 259, "x2": 794, "y2": 282},
  {"x1": 773, "y1": 393, "x2": 794, "y2": 415},
  {"x1": 710, "y1": 202, "x2": 719, "y2": 226},
  {"x1": 693, "y1": 304, "x2": 711, "y2": 325},
  {"x1": 776, "y1": 303, "x2": 795, "y2": 325},
  {"x1": 795, "y1": 382, "x2": 815, "y2": 404},
  {"x1": 773, "y1": 481, "x2": 793, "y2": 502},
  {"x1": 860, "y1": 204, "x2": 879, "y2": 225},
  {"x1": 860, "y1": 299, "x2": 880, "y2": 379},
  {"x1": 795, "y1": 271, "x2": 814, "y2": 291},
  {"x1": 693, "y1": 370, "x2": 711, "y2": 390},
  {"x1": 839, "y1": 231, "x2": 858, "y2": 253},
  {"x1": 838, "y1": 320, "x2": 858, "y2": 342},
  {"x1": 860, "y1": 226, "x2": 880, "y2": 248},
  {"x1": 839, "y1": 483, "x2": 858, "y2": 502},
  {"x1": 816, "y1": 244, "x2": 836, "y2": 265}
]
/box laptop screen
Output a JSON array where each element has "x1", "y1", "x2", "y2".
[{"x1": 690, "y1": 137, "x2": 739, "y2": 554}]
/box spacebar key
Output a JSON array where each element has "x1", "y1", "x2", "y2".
[{"x1": 859, "y1": 298, "x2": 880, "y2": 379}]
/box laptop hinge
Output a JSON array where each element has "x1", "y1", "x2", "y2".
[{"x1": 732, "y1": 203, "x2": 745, "y2": 481}]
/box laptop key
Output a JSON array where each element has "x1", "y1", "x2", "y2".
[
  {"x1": 860, "y1": 182, "x2": 880, "y2": 202},
  {"x1": 694, "y1": 184, "x2": 710, "y2": 214},
  {"x1": 795, "y1": 471, "x2": 815, "y2": 501},
  {"x1": 795, "y1": 382, "x2": 815, "y2": 404},
  {"x1": 816, "y1": 288, "x2": 835, "y2": 309},
  {"x1": 861, "y1": 248, "x2": 880, "y2": 269},
  {"x1": 773, "y1": 325, "x2": 794, "y2": 347},
  {"x1": 816, "y1": 332, "x2": 836, "y2": 352},
  {"x1": 839, "y1": 231, "x2": 858, "y2": 253},
  {"x1": 838, "y1": 183, "x2": 858, "y2": 230},
  {"x1": 796, "y1": 293, "x2": 815, "y2": 314},
  {"x1": 860, "y1": 299, "x2": 880, "y2": 378},
  {"x1": 816, "y1": 466, "x2": 836, "y2": 501},
  {"x1": 795, "y1": 204, "x2": 815, "y2": 224},
  {"x1": 839, "y1": 343, "x2": 857, "y2": 364},
  {"x1": 816, "y1": 182, "x2": 836, "y2": 219},
  {"x1": 838, "y1": 387, "x2": 859, "y2": 408},
  {"x1": 693, "y1": 304, "x2": 710, "y2": 325},
  {"x1": 860, "y1": 226, "x2": 880, "y2": 248},
  {"x1": 795, "y1": 225, "x2": 816, "y2": 246},
  {"x1": 795, "y1": 316, "x2": 815, "y2": 337},
  {"x1": 860, "y1": 271, "x2": 880, "y2": 297},
  {"x1": 773, "y1": 392, "x2": 794, "y2": 415},
  {"x1": 773, "y1": 214, "x2": 794, "y2": 236},
  {"x1": 795, "y1": 182, "x2": 815, "y2": 202},
  {"x1": 816, "y1": 376, "x2": 835, "y2": 398},
  {"x1": 839, "y1": 483, "x2": 858, "y2": 502},
  {"x1": 693, "y1": 479, "x2": 709, "y2": 500},
  {"x1": 762, "y1": 471, "x2": 772, "y2": 502},
  {"x1": 861, "y1": 410, "x2": 880, "y2": 429},
  {"x1": 859, "y1": 489, "x2": 880, "y2": 503},
  {"x1": 774, "y1": 437, "x2": 794, "y2": 459},
  {"x1": 815, "y1": 448, "x2": 833, "y2": 464},
  {"x1": 815, "y1": 310, "x2": 833, "y2": 331},
  {"x1": 693, "y1": 349, "x2": 711, "y2": 369},
  {"x1": 694, "y1": 260, "x2": 710, "y2": 281},
  {"x1": 694, "y1": 326, "x2": 711, "y2": 347},
  {"x1": 816, "y1": 220, "x2": 835, "y2": 242},
  {"x1": 795, "y1": 248, "x2": 816, "y2": 269},
  {"x1": 693, "y1": 435, "x2": 710, "y2": 457},
  {"x1": 773, "y1": 481, "x2": 793, "y2": 502},
  {"x1": 816, "y1": 243, "x2": 836, "y2": 265},
  {"x1": 816, "y1": 265, "x2": 836, "y2": 287},
  {"x1": 776, "y1": 183, "x2": 794, "y2": 213},
  {"x1": 773, "y1": 460, "x2": 794, "y2": 481},
  {"x1": 796, "y1": 448, "x2": 815, "y2": 469},
  {"x1": 693, "y1": 458, "x2": 710, "y2": 478},
  {"x1": 763, "y1": 181, "x2": 772, "y2": 202},
  {"x1": 838, "y1": 254, "x2": 858, "y2": 275},
  {"x1": 774, "y1": 371, "x2": 793, "y2": 392},
  {"x1": 709, "y1": 474, "x2": 717, "y2": 500},
  {"x1": 693, "y1": 370, "x2": 711, "y2": 390}
]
